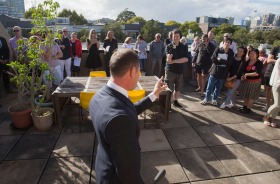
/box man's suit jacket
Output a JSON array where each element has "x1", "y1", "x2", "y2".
[{"x1": 89, "y1": 85, "x2": 153, "y2": 184}]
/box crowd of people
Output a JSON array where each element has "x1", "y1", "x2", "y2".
[{"x1": 1, "y1": 26, "x2": 280, "y2": 126}]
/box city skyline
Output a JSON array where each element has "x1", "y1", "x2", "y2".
[{"x1": 24, "y1": 0, "x2": 280, "y2": 25}]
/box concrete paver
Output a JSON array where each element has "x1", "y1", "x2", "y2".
[
  {"x1": 194, "y1": 125, "x2": 238, "y2": 146},
  {"x1": 52, "y1": 133, "x2": 95, "y2": 157},
  {"x1": 175, "y1": 147, "x2": 231, "y2": 181},
  {"x1": 0, "y1": 159, "x2": 47, "y2": 184},
  {"x1": 6, "y1": 134, "x2": 59, "y2": 160},
  {"x1": 234, "y1": 172, "x2": 280, "y2": 184},
  {"x1": 141, "y1": 150, "x2": 189, "y2": 183},
  {"x1": 211, "y1": 144, "x2": 271, "y2": 175},
  {"x1": 164, "y1": 127, "x2": 206, "y2": 149},
  {"x1": 40, "y1": 156, "x2": 92, "y2": 184}
]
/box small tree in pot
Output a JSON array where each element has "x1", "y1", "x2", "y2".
[{"x1": 8, "y1": 0, "x2": 60, "y2": 130}]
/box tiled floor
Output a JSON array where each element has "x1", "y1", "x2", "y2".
[{"x1": 0, "y1": 81, "x2": 280, "y2": 183}]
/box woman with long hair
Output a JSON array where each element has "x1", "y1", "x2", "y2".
[
  {"x1": 86, "y1": 29, "x2": 102, "y2": 72},
  {"x1": 220, "y1": 46, "x2": 247, "y2": 109},
  {"x1": 103, "y1": 31, "x2": 118, "y2": 76}
]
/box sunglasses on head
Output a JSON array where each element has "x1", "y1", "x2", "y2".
[{"x1": 13, "y1": 30, "x2": 20, "y2": 32}]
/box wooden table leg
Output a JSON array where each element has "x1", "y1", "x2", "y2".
[{"x1": 53, "y1": 94, "x2": 62, "y2": 129}]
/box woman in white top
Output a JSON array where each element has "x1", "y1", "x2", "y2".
[
  {"x1": 263, "y1": 57, "x2": 280, "y2": 128},
  {"x1": 122, "y1": 37, "x2": 134, "y2": 49}
]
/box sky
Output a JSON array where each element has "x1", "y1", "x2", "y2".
[{"x1": 24, "y1": 0, "x2": 280, "y2": 25}]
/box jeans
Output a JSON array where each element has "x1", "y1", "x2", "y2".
[
  {"x1": 223, "y1": 79, "x2": 241, "y2": 105},
  {"x1": 205, "y1": 75, "x2": 224, "y2": 101},
  {"x1": 139, "y1": 59, "x2": 146, "y2": 72}
]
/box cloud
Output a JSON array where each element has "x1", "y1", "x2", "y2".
[{"x1": 24, "y1": 0, "x2": 280, "y2": 24}]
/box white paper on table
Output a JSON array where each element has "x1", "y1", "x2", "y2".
[
  {"x1": 74, "y1": 57, "x2": 81, "y2": 66},
  {"x1": 105, "y1": 46, "x2": 110, "y2": 52},
  {"x1": 218, "y1": 53, "x2": 228, "y2": 60}
]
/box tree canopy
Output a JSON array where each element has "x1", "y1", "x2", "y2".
[
  {"x1": 179, "y1": 21, "x2": 202, "y2": 36},
  {"x1": 126, "y1": 16, "x2": 146, "y2": 24},
  {"x1": 116, "y1": 8, "x2": 136, "y2": 23},
  {"x1": 141, "y1": 20, "x2": 165, "y2": 42},
  {"x1": 58, "y1": 9, "x2": 87, "y2": 25},
  {"x1": 165, "y1": 20, "x2": 181, "y2": 28},
  {"x1": 100, "y1": 22, "x2": 124, "y2": 42}
]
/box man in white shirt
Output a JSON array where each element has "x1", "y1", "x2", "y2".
[
  {"x1": 219, "y1": 33, "x2": 237, "y2": 54},
  {"x1": 89, "y1": 49, "x2": 167, "y2": 183}
]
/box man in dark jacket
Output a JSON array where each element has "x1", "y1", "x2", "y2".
[
  {"x1": 192, "y1": 34, "x2": 216, "y2": 97},
  {"x1": 201, "y1": 38, "x2": 234, "y2": 106},
  {"x1": 89, "y1": 49, "x2": 167, "y2": 183}
]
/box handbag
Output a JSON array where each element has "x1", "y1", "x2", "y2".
[
  {"x1": 224, "y1": 79, "x2": 236, "y2": 89},
  {"x1": 224, "y1": 60, "x2": 243, "y2": 89}
]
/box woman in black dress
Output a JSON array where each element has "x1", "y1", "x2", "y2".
[{"x1": 86, "y1": 29, "x2": 102, "y2": 71}]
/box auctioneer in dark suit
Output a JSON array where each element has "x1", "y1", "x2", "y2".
[{"x1": 89, "y1": 84, "x2": 153, "y2": 184}]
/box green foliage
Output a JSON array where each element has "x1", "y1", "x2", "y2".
[
  {"x1": 116, "y1": 8, "x2": 136, "y2": 23},
  {"x1": 101, "y1": 22, "x2": 124, "y2": 42},
  {"x1": 232, "y1": 28, "x2": 249, "y2": 47},
  {"x1": 77, "y1": 29, "x2": 89, "y2": 42},
  {"x1": 58, "y1": 9, "x2": 88, "y2": 25},
  {"x1": 8, "y1": 0, "x2": 60, "y2": 114},
  {"x1": 165, "y1": 20, "x2": 181, "y2": 27},
  {"x1": 141, "y1": 20, "x2": 165, "y2": 42},
  {"x1": 273, "y1": 40, "x2": 280, "y2": 47},
  {"x1": 179, "y1": 21, "x2": 202, "y2": 36},
  {"x1": 126, "y1": 16, "x2": 146, "y2": 24}
]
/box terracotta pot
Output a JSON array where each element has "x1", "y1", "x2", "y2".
[
  {"x1": 32, "y1": 107, "x2": 54, "y2": 131},
  {"x1": 8, "y1": 104, "x2": 33, "y2": 129}
]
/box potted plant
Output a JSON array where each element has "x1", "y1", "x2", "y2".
[{"x1": 8, "y1": 0, "x2": 60, "y2": 131}]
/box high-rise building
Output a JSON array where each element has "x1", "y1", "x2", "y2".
[
  {"x1": 196, "y1": 16, "x2": 234, "y2": 34},
  {"x1": 262, "y1": 13, "x2": 275, "y2": 26},
  {"x1": 0, "y1": 0, "x2": 25, "y2": 18}
]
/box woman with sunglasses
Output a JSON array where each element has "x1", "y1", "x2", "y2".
[{"x1": 86, "y1": 29, "x2": 102, "y2": 72}]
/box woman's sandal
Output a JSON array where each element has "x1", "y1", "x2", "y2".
[
  {"x1": 194, "y1": 88, "x2": 201, "y2": 92},
  {"x1": 263, "y1": 117, "x2": 271, "y2": 127}
]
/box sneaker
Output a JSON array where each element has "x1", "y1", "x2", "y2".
[
  {"x1": 211, "y1": 100, "x2": 218, "y2": 106},
  {"x1": 220, "y1": 102, "x2": 226, "y2": 109},
  {"x1": 201, "y1": 100, "x2": 209, "y2": 105},
  {"x1": 173, "y1": 100, "x2": 183, "y2": 108},
  {"x1": 227, "y1": 103, "x2": 235, "y2": 109}
]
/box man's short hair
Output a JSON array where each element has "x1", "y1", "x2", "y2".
[
  {"x1": 172, "y1": 29, "x2": 182, "y2": 38},
  {"x1": 110, "y1": 49, "x2": 139, "y2": 77},
  {"x1": 224, "y1": 37, "x2": 232, "y2": 44},
  {"x1": 201, "y1": 34, "x2": 208, "y2": 39}
]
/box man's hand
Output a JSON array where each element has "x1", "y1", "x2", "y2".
[
  {"x1": 166, "y1": 54, "x2": 173, "y2": 64},
  {"x1": 192, "y1": 63, "x2": 196, "y2": 68},
  {"x1": 153, "y1": 76, "x2": 168, "y2": 98}
]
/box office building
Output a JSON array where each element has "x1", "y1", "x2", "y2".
[{"x1": 0, "y1": 0, "x2": 25, "y2": 18}]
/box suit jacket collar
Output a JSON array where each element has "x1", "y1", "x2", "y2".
[{"x1": 102, "y1": 85, "x2": 135, "y2": 109}]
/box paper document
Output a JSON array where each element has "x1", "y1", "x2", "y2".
[
  {"x1": 74, "y1": 57, "x2": 81, "y2": 66},
  {"x1": 218, "y1": 53, "x2": 228, "y2": 60},
  {"x1": 105, "y1": 46, "x2": 110, "y2": 52}
]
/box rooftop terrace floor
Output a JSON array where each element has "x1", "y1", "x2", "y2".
[{"x1": 0, "y1": 80, "x2": 279, "y2": 184}]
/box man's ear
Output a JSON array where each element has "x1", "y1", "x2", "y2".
[{"x1": 129, "y1": 66, "x2": 136, "y2": 78}]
